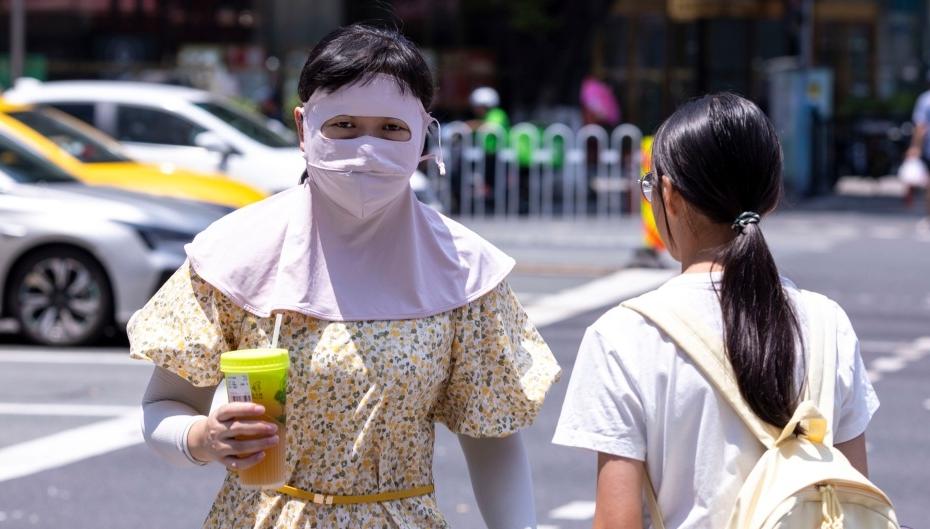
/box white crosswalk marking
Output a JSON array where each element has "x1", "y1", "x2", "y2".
[
  {"x1": 0, "y1": 349, "x2": 140, "y2": 365},
  {"x1": 0, "y1": 413, "x2": 142, "y2": 483},
  {"x1": 548, "y1": 500, "x2": 597, "y2": 520},
  {"x1": 522, "y1": 268, "x2": 675, "y2": 328},
  {"x1": 0, "y1": 403, "x2": 137, "y2": 417},
  {"x1": 867, "y1": 336, "x2": 930, "y2": 383}
]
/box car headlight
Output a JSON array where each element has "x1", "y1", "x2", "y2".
[{"x1": 125, "y1": 224, "x2": 196, "y2": 251}]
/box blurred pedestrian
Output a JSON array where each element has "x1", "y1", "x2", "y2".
[
  {"x1": 129, "y1": 24, "x2": 559, "y2": 529},
  {"x1": 905, "y1": 81, "x2": 930, "y2": 219},
  {"x1": 466, "y1": 86, "x2": 511, "y2": 209},
  {"x1": 467, "y1": 86, "x2": 509, "y2": 142},
  {"x1": 553, "y1": 93, "x2": 878, "y2": 528},
  {"x1": 580, "y1": 75, "x2": 620, "y2": 128}
]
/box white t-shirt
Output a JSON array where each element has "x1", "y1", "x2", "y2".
[{"x1": 552, "y1": 272, "x2": 879, "y2": 529}]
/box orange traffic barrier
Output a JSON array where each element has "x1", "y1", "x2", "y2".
[{"x1": 640, "y1": 136, "x2": 665, "y2": 253}]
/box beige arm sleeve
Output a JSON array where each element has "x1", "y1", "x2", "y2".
[{"x1": 140, "y1": 366, "x2": 220, "y2": 467}]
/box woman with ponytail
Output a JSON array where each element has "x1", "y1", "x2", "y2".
[{"x1": 552, "y1": 93, "x2": 879, "y2": 529}]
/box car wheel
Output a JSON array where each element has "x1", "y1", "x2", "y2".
[{"x1": 8, "y1": 248, "x2": 112, "y2": 346}]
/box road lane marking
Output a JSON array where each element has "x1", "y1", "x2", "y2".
[
  {"x1": 549, "y1": 500, "x2": 597, "y2": 520},
  {"x1": 869, "y1": 357, "x2": 907, "y2": 374},
  {"x1": 0, "y1": 403, "x2": 137, "y2": 417},
  {"x1": 0, "y1": 413, "x2": 142, "y2": 483},
  {"x1": 0, "y1": 350, "x2": 141, "y2": 366},
  {"x1": 524, "y1": 268, "x2": 675, "y2": 328},
  {"x1": 867, "y1": 336, "x2": 930, "y2": 383},
  {"x1": 0, "y1": 270, "x2": 674, "y2": 481},
  {"x1": 868, "y1": 226, "x2": 904, "y2": 240},
  {"x1": 860, "y1": 340, "x2": 911, "y2": 354}
]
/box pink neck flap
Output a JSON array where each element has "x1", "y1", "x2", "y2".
[{"x1": 184, "y1": 77, "x2": 515, "y2": 321}]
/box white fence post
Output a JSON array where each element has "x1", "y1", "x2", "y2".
[
  {"x1": 611, "y1": 124, "x2": 643, "y2": 217},
  {"x1": 542, "y1": 124, "x2": 574, "y2": 219},
  {"x1": 575, "y1": 125, "x2": 608, "y2": 220}
]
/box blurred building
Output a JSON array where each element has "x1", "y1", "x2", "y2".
[
  {"x1": 2, "y1": 0, "x2": 928, "y2": 186},
  {"x1": 0, "y1": 0, "x2": 341, "y2": 121},
  {"x1": 2, "y1": 1, "x2": 926, "y2": 118}
]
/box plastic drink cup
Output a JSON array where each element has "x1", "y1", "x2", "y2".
[{"x1": 219, "y1": 348, "x2": 289, "y2": 489}]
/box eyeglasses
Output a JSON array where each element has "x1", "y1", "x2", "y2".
[{"x1": 639, "y1": 171, "x2": 657, "y2": 203}]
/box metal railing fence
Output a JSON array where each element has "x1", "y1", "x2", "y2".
[{"x1": 425, "y1": 121, "x2": 644, "y2": 219}]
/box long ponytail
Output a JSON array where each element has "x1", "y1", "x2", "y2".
[
  {"x1": 652, "y1": 93, "x2": 802, "y2": 430},
  {"x1": 718, "y1": 219, "x2": 801, "y2": 429}
]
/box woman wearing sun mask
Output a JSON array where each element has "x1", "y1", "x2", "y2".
[{"x1": 128, "y1": 24, "x2": 561, "y2": 529}]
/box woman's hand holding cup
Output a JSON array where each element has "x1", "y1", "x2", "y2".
[{"x1": 188, "y1": 403, "x2": 280, "y2": 471}]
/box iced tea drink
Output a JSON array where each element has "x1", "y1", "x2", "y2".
[{"x1": 219, "y1": 348, "x2": 289, "y2": 489}]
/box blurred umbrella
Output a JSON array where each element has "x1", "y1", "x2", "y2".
[{"x1": 581, "y1": 77, "x2": 620, "y2": 126}]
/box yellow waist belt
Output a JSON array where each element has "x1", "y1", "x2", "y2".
[{"x1": 277, "y1": 484, "x2": 435, "y2": 505}]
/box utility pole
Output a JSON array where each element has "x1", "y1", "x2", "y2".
[
  {"x1": 10, "y1": 0, "x2": 25, "y2": 82},
  {"x1": 799, "y1": 0, "x2": 813, "y2": 69}
]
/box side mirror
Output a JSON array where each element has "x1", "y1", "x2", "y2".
[
  {"x1": 194, "y1": 131, "x2": 236, "y2": 172},
  {"x1": 195, "y1": 131, "x2": 233, "y2": 154}
]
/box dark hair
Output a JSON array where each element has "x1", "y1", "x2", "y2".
[
  {"x1": 652, "y1": 92, "x2": 802, "y2": 430},
  {"x1": 297, "y1": 23, "x2": 434, "y2": 108}
]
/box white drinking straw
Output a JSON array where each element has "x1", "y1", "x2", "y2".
[{"x1": 271, "y1": 312, "x2": 283, "y2": 349}]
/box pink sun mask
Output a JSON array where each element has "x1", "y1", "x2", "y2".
[{"x1": 302, "y1": 74, "x2": 444, "y2": 218}]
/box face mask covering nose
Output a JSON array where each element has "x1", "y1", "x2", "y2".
[{"x1": 300, "y1": 78, "x2": 442, "y2": 218}]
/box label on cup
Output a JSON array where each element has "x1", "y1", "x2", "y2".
[{"x1": 226, "y1": 374, "x2": 253, "y2": 403}]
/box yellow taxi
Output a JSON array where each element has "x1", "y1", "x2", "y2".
[{"x1": 0, "y1": 98, "x2": 266, "y2": 208}]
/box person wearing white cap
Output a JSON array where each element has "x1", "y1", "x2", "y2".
[{"x1": 467, "y1": 85, "x2": 510, "y2": 142}]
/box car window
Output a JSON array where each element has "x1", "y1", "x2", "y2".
[
  {"x1": 0, "y1": 133, "x2": 75, "y2": 183},
  {"x1": 49, "y1": 103, "x2": 96, "y2": 126},
  {"x1": 195, "y1": 101, "x2": 294, "y2": 147},
  {"x1": 116, "y1": 105, "x2": 206, "y2": 146},
  {"x1": 8, "y1": 109, "x2": 130, "y2": 163}
]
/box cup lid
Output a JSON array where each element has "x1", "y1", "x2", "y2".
[{"x1": 220, "y1": 348, "x2": 289, "y2": 373}]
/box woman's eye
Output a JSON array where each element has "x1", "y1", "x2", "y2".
[
  {"x1": 384, "y1": 123, "x2": 407, "y2": 132},
  {"x1": 334, "y1": 121, "x2": 354, "y2": 128}
]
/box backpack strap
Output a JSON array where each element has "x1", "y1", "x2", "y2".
[
  {"x1": 797, "y1": 291, "x2": 837, "y2": 446},
  {"x1": 644, "y1": 471, "x2": 665, "y2": 529},
  {"x1": 622, "y1": 294, "x2": 782, "y2": 449}
]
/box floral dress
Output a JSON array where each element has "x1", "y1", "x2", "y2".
[{"x1": 128, "y1": 262, "x2": 561, "y2": 528}]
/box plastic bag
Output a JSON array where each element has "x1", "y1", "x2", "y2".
[{"x1": 898, "y1": 158, "x2": 930, "y2": 187}]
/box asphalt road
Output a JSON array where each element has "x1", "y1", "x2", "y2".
[{"x1": 0, "y1": 204, "x2": 927, "y2": 529}]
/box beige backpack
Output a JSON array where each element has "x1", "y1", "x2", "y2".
[{"x1": 623, "y1": 291, "x2": 899, "y2": 529}]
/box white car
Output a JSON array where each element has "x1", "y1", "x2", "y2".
[
  {"x1": 5, "y1": 79, "x2": 304, "y2": 193},
  {"x1": 0, "y1": 128, "x2": 227, "y2": 346}
]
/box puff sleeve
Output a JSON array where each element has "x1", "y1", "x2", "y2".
[
  {"x1": 433, "y1": 281, "x2": 561, "y2": 437},
  {"x1": 127, "y1": 261, "x2": 244, "y2": 387}
]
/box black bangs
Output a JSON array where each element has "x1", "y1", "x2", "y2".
[{"x1": 297, "y1": 24, "x2": 434, "y2": 109}]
